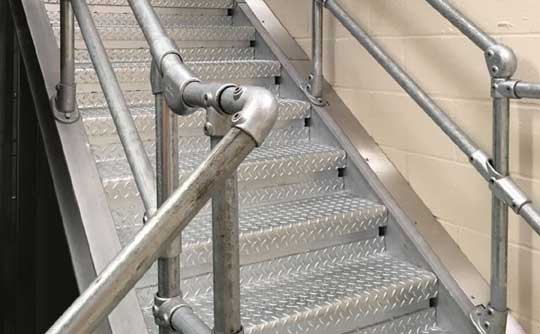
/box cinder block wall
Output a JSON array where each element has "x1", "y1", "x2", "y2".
[{"x1": 264, "y1": 0, "x2": 540, "y2": 332}]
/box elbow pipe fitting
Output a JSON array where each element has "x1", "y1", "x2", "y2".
[
  {"x1": 485, "y1": 44, "x2": 518, "y2": 79},
  {"x1": 220, "y1": 86, "x2": 279, "y2": 146}
]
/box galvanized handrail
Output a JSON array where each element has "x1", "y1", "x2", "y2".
[
  {"x1": 71, "y1": 0, "x2": 157, "y2": 214},
  {"x1": 311, "y1": 0, "x2": 540, "y2": 333},
  {"x1": 47, "y1": 0, "x2": 278, "y2": 333}
]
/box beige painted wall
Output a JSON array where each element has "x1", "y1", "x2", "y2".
[{"x1": 264, "y1": 0, "x2": 540, "y2": 332}]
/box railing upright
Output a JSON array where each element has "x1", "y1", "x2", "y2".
[
  {"x1": 309, "y1": 0, "x2": 324, "y2": 102},
  {"x1": 52, "y1": 0, "x2": 78, "y2": 123},
  {"x1": 151, "y1": 63, "x2": 183, "y2": 334},
  {"x1": 312, "y1": 1, "x2": 540, "y2": 333}
]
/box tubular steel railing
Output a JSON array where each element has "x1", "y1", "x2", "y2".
[
  {"x1": 311, "y1": 0, "x2": 540, "y2": 333},
  {"x1": 46, "y1": 0, "x2": 278, "y2": 333}
]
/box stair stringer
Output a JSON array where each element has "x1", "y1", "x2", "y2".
[{"x1": 11, "y1": 1, "x2": 149, "y2": 333}]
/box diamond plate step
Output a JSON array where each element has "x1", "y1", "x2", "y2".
[
  {"x1": 48, "y1": 11, "x2": 232, "y2": 28},
  {"x1": 98, "y1": 142, "x2": 347, "y2": 206},
  {"x1": 117, "y1": 192, "x2": 387, "y2": 279},
  {"x1": 81, "y1": 98, "x2": 310, "y2": 143},
  {"x1": 75, "y1": 60, "x2": 281, "y2": 85},
  {"x1": 346, "y1": 308, "x2": 438, "y2": 334},
  {"x1": 136, "y1": 242, "x2": 438, "y2": 334},
  {"x1": 91, "y1": 127, "x2": 310, "y2": 162},
  {"x1": 44, "y1": 0, "x2": 234, "y2": 8},
  {"x1": 53, "y1": 25, "x2": 256, "y2": 44},
  {"x1": 75, "y1": 47, "x2": 255, "y2": 63}
]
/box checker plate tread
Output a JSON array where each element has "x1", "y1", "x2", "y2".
[
  {"x1": 74, "y1": 60, "x2": 281, "y2": 83},
  {"x1": 136, "y1": 244, "x2": 437, "y2": 334}
]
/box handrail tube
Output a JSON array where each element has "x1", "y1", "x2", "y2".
[
  {"x1": 325, "y1": 0, "x2": 478, "y2": 157},
  {"x1": 515, "y1": 81, "x2": 540, "y2": 99},
  {"x1": 425, "y1": 0, "x2": 496, "y2": 51},
  {"x1": 71, "y1": 0, "x2": 157, "y2": 213},
  {"x1": 46, "y1": 128, "x2": 258, "y2": 334},
  {"x1": 324, "y1": 0, "x2": 540, "y2": 234},
  {"x1": 170, "y1": 305, "x2": 212, "y2": 334},
  {"x1": 211, "y1": 136, "x2": 242, "y2": 334}
]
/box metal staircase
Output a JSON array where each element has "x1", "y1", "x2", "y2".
[
  {"x1": 40, "y1": 0, "x2": 458, "y2": 333},
  {"x1": 10, "y1": 0, "x2": 540, "y2": 333}
]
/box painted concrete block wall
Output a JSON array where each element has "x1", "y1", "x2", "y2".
[{"x1": 263, "y1": 0, "x2": 540, "y2": 332}]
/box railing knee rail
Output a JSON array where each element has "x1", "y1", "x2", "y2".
[
  {"x1": 312, "y1": 0, "x2": 540, "y2": 333},
  {"x1": 46, "y1": 0, "x2": 278, "y2": 333}
]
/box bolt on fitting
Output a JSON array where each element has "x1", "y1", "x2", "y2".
[{"x1": 485, "y1": 44, "x2": 517, "y2": 79}]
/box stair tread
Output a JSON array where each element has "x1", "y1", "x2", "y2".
[
  {"x1": 347, "y1": 308, "x2": 438, "y2": 334},
  {"x1": 74, "y1": 47, "x2": 256, "y2": 63},
  {"x1": 116, "y1": 192, "x2": 387, "y2": 269},
  {"x1": 75, "y1": 59, "x2": 281, "y2": 83},
  {"x1": 98, "y1": 142, "x2": 346, "y2": 183},
  {"x1": 54, "y1": 25, "x2": 256, "y2": 42},
  {"x1": 136, "y1": 242, "x2": 438, "y2": 334},
  {"x1": 81, "y1": 98, "x2": 310, "y2": 141},
  {"x1": 44, "y1": 0, "x2": 235, "y2": 8},
  {"x1": 48, "y1": 10, "x2": 233, "y2": 28}
]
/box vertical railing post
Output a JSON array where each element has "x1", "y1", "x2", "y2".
[
  {"x1": 489, "y1": 95, "x2": 510, "y2": 334},
  {"x1": 151, "y1": 62, "x2": 182, "y2": 334},
  {"x1": 206, "y1": 108, "x2": 243, "y2": 334},
  {"x1": 472, "y1": 44, "x2": 517, "y2": 334},
  {"x1": 308, "y1": 0, "x2": 324, "y2": 104},
  {"x1": 53, "y1": 0, "x2": 78, "y2": 123}
]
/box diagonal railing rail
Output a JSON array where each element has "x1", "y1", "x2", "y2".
[
  {"x1": 310, "y1": 0, "x2": 540, "y2": 333},
  {"x1": 46, "y1": 0, "x2": 278, "y2": 333}
]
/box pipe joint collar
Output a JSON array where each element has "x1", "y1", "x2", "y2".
[
  {"x1": 151, "y1": 37, "x2": 183, "y2": 73},
  {"x1": 491, "y1": 78, "x2": 519, "y2": 99},
  {"x1": 485, "y1": 44, "x2": 518, "y2": 79}
]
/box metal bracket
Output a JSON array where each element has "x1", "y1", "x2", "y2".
[
  {"x1": 50, "y1": 84, "x2": 80, "y2": 124},
  {"x1": 491, "y1": 175, "x2": 532, "y2": 214},
  {"x1": 205, "y1": 107, "x2": 233, "y2": 137},
  {"x1": 304, "y1": 78, "x2": 327, "y2": 106},
  {"x1": 470, "y1": 304, "x2": 508, "y2": 334},
  {"x1": 468, "y1": 150, "x2": 532, "y2": 215},
  {"x1": 152, "y1": 294, "x2": 187, "y2": 330},
  {"x1": 491, "y1": 78, "x2": 519, "y2": 99}
]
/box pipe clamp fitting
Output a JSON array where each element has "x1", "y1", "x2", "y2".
[
  {"x1": 485, "y1": 44, "x2": 517, "y2": 79},
  {"x1": 491, "y1": 176, "x2": 532, "y2": 213},
  {"x1": 470, "y1": 304, "x2": 508, "y2": 334},
  {"x1": 153, "y1": 294, "x2": 188, "y2": 329},
  {"x1": 225, "y1": 86, "x2": 278, "y2": 146}
]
